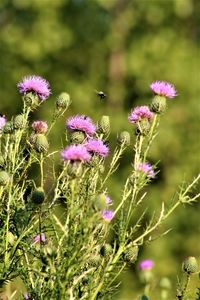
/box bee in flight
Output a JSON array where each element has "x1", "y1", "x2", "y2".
[{"x1": 95, "y1": 90, "x2": 107, "y2": 100}]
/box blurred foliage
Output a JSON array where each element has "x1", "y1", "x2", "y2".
[{"x1": 0, "y1": 0, "x2": 199, "y2": 298}]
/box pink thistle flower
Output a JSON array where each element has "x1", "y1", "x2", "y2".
[
  {"x1": 66, "y1": 115, "x2": 96, "y2": 136},
  {"x1": 0, "y1": 115, "x2": 6, "y2": 131},
  {"x1": 137, "y1": 162, "x2": 155, "y2": 178},
  {"x1": 85, "y1": 138, "x2": 109, "y2": 157},
  {"x1": 128, "y1": 106, "x2": 154, "y2": 123},
  {"x1": 32, "y1": 120, "x2": 48, "y2": 134},
  {"x1": 139, "y1": 259, "x2": 154, "y2": 270},
  {"x1": 150, "y1": 81, "x2": 177, "y2": 99},
  {"x1": 33, "y1": 233, "x2": 46, "y2": 244},
  {"x1": 61, "y1": 144, "x2": 91, "y2": 162},
  {"x1": 101, "y1": 209, "x2": 114, "y2": 222},
  {"x1": 17, "y1": 75, "x2": 51, "y2": 101},
  {"x1": 105, "y1": 195, "x2": 113, "y2": 205}
]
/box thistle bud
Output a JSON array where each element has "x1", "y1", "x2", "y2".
[
  {"x1": 123, "y1": 244, "x2": 139, "y2": 264},
  {"x1": 88, "y1": 254, "x2": 101, "y2": 267},
  {"x1": 3, "y1": 121, "x2": 14, "y2": 134},
  {"x1": 160, "y1": 277, "x2": 171, "y2": 290},
  {"x1": 34, "y1": 134, "x2": 49, "y2": 153},
  {"x1": 69, "y1": 131, "x2": 86, "y2": 144},
  {"x1": 98, "y1": 115, "x2": 110, "y2": 134},
  {"x1": 31, "y1": 187, "x2": 45, "y2": 204},
  {"x1": 117, "y1": 131, "x2": 130, "y2": 146},
  {"x1": 100, "y1": 243, "x2": 113, "y2": 258},
  {"x1": 0, "y1": 171, "x2": 10, "y2": 186},
  {"x1": 150, "y1": 95, "x2": 167, "y2": 114},
  {"x1": 56, "y1": 92, "x2": 71, "y2": 110},
  {"x1": 13, "y1": 114, "x2": 25, "y2": 130},
  {"x1": 182, "y1": 256, "x2": 198, "y2": 274}
]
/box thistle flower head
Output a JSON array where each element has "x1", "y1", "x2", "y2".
[
  {"x1": 137, "y1": 162, "x2": 155, "y2": 178},
  {"x1": 0, "y1": 115, "x2": 6, "y2": 131},
  {"x1": 128, "y1": 106, "x2": 154, "y2": 123},
  {"x1": 101, "y1": 210, "x2": 114, "y2": 222},
  {"x1": 150, "y1": 81, "x2": 177, "y2": 99},
  {"x1": 66, "y1": 115, "x2": 96, "y2": 136},
  {"x1": 61, "y1": 144, "x2": 91, "y2": 162},
  {"x1": 33, "y1": 233, "x2": 46, "y2": 244},
  {"x1": 85, "y1": 138, "x2": 109, "y2": 157},
  {"x1": 17, "y1": 75, "x2": 51, "y2": 100},
  {"x1": 32, "y1": 120, "x2": 48, "y2": 134},
  {"x1": 139, "y1": 259, "x2": 154, "y2": 270},
  {"x1": 105, "y1": 195, "x2": 113, "y2": 205}
]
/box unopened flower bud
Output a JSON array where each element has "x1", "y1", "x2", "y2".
[
  {"x1": 0, "y1": 171, "x2": 10, "y2": 186},
  {"x1": 182, "y1": 256, "x2": 198, "y2": 274},
  {"x1": 34, "y1": 134, "x2": 49, "y2": 153},
  {"x1": 56, "y1": 92, "x2": 71, "y2": 109},
  {"x1": 123, "y1": 244, "x2": 139, "y2": 264},
  {"x1": 31, "y1": 187, "x2": 45, "y2": 204},
  {"x1": 100, "y1": 243, "x2": 113, "y2": 258},
  {"x1": 118, "y1": 131, "x2": 130, "y2": 146},
  {"x1": 69, "y1": 131, "x2": 86, "y2": 144},
  {"x1": 13, "y1": 114, "x2": 25, "y2": 129},
  {"x1": 150, "y1": 95, "x2": 166, "y2": 114},
  {"x1": 98, "y1": 115, "x2": 110, "y2": 134},
  {"x1": 88, "y1": 254, "x2": 101, "y2": 267},
  {"x1": 3, "y1": 121, "x2": 14, "y2": 134},
  {"x1": 160, "y1": 277, "x2": 171, "y2": 290}
]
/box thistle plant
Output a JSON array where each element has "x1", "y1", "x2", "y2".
[{"x1": 0, "y1": 77, "x2": 199, "y2": 300}]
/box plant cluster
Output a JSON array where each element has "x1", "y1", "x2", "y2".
[{"x1": 0, "y1": 76, "x2": 199, "y2": 299}]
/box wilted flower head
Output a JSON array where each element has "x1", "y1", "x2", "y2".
[
  {"x1": 0, "y1": 115, "x2": 6, "y2": 131},
  {"x1": 32, "y1": 121, "x2": 48, "y2": 134},
  {"x1": 33, "y1": 233, "x2": 46, "y2": 244},
  {"x1": 61, "y1": 144, "x2": 91, "y2": 162},
  {"x1": 85, "y1": 138, "x2": 109, "y2": 157},
  {"x1": 66, "y1": 115, "x2": 96, "y2": 136},
  {"x1": 17, "y1": 75, "x2": 51, "y2": 101},
  {"x1": 150, "y1": 81, "x2": 177, "y2": 99},
  {"x1": 137, "y1": 162, "x2": 155, "y2": 178},
  {"x1": 101, "y1": 209, "x2": 114, "y2": 222},
  {"x1": 139, "y1": 259, "x2": 154, "y2": 270},
  {"x1": 128, "y1": 106, "x2": 154, "y2": 123}
]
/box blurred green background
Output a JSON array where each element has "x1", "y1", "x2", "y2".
[{"x1": 0, "y1": 0, "x2": 199, "y2": 298}]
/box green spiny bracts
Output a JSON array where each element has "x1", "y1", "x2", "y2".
[
  {"x1": 31, "y1": 187, "x2": 45, "y2": 204},
  {"x1": 23, "y1": 92, "x2": 39, "y2": 108},
  {"x1": 0, "y1": 171, "x2": 10, "y2": 186},
  {"x1": 136, "y1": 119, "x2": 151, "y2": 136},
  {"x1": 56, "y1": 92, "x2": 71, "y2": 109},
  {"x1": 13, "y1": 114, "x2": 25, "y2": 129},
  {"x1": 88, "y1": 154, "x2": 101, "y2": 167},
  {"x1": 117, "y1": 131, "x2": 130, "y2": 146},
  {"x1": 34, "y1": 134, "x2": 49, "y2": 153},
  {"x1": 150, "y1": 95, "x2": 167, "y2": 114},
  {"x1": 182, "y1": 256, "x2": 198, "y2": 274},
  {"x1": 100, "y1": 243, "x2": 113, "y2": 258},
  {"x1": 88, "y1": 254, "x2": 102, "y2": 267},
  {"x1": 97, "y1": 115, "x2": 110, "y2": 134},
  {"x1": 66, "y1": 162, "x2": 83, "y2": 178},
  {"x1": 3, "y1": 121, "x2": 14, "y2": 134},
  {"x1": 0, "y1": 155, "x2": 4, "y2": 168},
  {"x1": 69, "y1": 131, "x2": 86, "y2": 144},
  {"x1": 123, "y1": 243, "x2": 139, "y2": 264}
]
